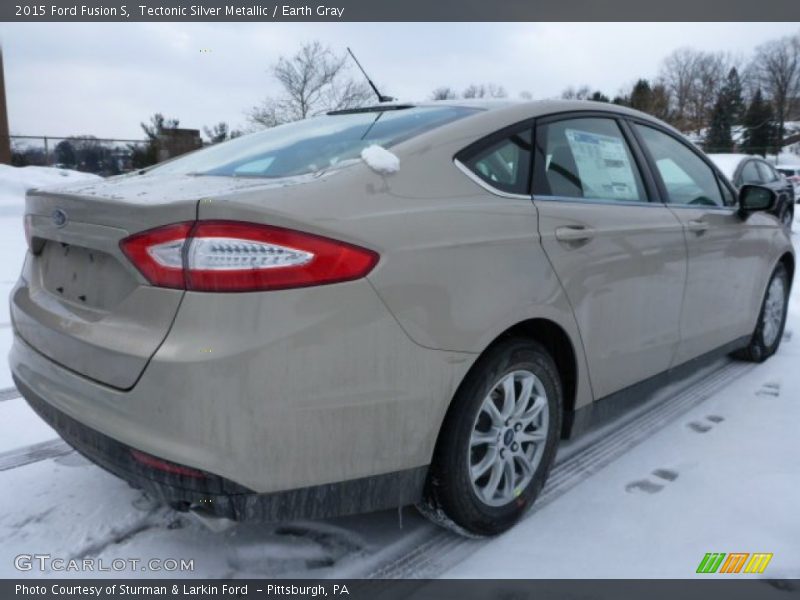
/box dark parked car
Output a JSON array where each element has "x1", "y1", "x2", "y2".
[{"x1": 708, "y1": 154, "x2": 795, "y2": 229}]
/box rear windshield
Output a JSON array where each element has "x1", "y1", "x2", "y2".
[{"x1": 149, "y1": 106, "x2": 480, "y2": 179}]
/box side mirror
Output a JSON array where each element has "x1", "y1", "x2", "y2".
[{"x1": 738, "y1": 184, "x2": 776, "y2": 216}]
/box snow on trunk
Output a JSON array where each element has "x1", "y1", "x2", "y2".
[
  {"x1": 0, "y1": 165, "x2": 101, "y2": 214},
  {"x1": 360, "y1": 145, "x2": 400, "y2": 175}
]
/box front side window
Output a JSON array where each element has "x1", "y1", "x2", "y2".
[
  {"x1": 458, "y1": 128, "x2": 533, "y2": 195},
  {"x1": 149, "y1": 106, "x2": 480, "y2": 179},
  {"x1": 740, "y1": 161, "x2": 762, "y2": 185},
  {"x1": 719, "y1": 180, "x2": 737, "y2": 207},
  {"x1": 635, "y1": 124, "x2": 724, "y2": 207},
  {"x1": 533, "y1": 117, "x2": 647, "y2": 202}
]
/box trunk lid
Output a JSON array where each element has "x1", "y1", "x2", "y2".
[{"x1": 11, "y1": 173, "x2": 276, "y2": 389}]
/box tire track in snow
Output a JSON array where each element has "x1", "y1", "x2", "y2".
[
  {"x1": 0, "y1": 438, "x2": 72, "y2": 472},
  {"x1": 67, "y1": 509, "x2": 164, "y2": 562},
  {"x1": 363, "y1": 359, "x2": 756, "y2": 579}
]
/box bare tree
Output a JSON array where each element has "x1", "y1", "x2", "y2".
[
  {"x1": 203, "y1": 122, "x2": 242, "y2": 144},
  {"x1": 141, "y1": 113, "x2": 179, "y2": 140},
  {"x1": 462, "y1": 83, "x2": 507, "y2": 99},
  {"x1": 249, "y1": 41, "x2": 372, "y2": 128},
  {"x1": 649, "y1": 82, "x2": 672, "y2": 121},
  {"x1": 687, "y1": 52, "x2": 729, "y2": 133},
  {"x1": 519, "y1": 90, "x2": 533, "y2": 100},
  {"x1": 660, "y1": 48, "x2": 730, "y2": 132},
  {"x1": 131, "y1": 113, "x2": 180, "y2": 168},
  {"x1": 750, "y1": 33, "x2": 800, "y2": 143},
  {"x1": 660, "y1": 48, "x2": 699, "y2": 130},
  {"x1": 430, "y1": 86, "x2": 458, "y2": 101}
]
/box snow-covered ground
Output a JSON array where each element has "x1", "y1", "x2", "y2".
[
  {"x1": 0, "y1": 166, "x2": 797, "y2": 579},
  {"x1": 0, "y1": 165, "x2": 100, "y2": 214}
]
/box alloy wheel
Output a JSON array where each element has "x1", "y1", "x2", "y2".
[{"x1": 468, "y1": 370, "x2": 549, "y2": 507}]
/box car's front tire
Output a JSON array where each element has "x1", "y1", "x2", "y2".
[
  {"x1": 421, "y1": 339, "x2": 562, "y2": 536},
  {"x1": 781, "y1": 205, "x2": 793, "y2": 231},
  {"x1": 734, "y1": 263, "x2": 789, "y2": 363}
]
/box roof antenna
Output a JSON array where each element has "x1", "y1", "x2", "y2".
[{"x1": 347, "y1": 47, "x2": 394, "y2": 103}]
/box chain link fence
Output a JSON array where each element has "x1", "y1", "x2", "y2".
[{"x1": 4, "y1": 135, "x2": 150, "y2": 176}]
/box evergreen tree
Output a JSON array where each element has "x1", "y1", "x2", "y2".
[
  {"x1": 704, "y1": 68, "x2": 746, "y2": 153},
  {"x1": 720, "y1": 67, "x2": 745, "y2": 125},
  {"x1": 620, "y1": 79, "x2": 670, "y2": 121},
  {"x1": 705, "y1": 95, "x2": 734, "y2": 152},
  {"x1": 54, "y1": 140, "x2": 77, "y2": 167},
  {"x1": 741, "y1": 89, "x2": 779, "y2": 156},
  {"x1": 628, "y1": 79, "x2": 653, "y2": 113},
  {"x1": 589, "y1": 91, "x2": 610, "y2": 103}
]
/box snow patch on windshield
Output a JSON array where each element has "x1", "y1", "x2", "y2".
[{"x1": 361, "y1": 145, "x2": 400, "y2": 175}]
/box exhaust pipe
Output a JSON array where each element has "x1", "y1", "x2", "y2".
[
  {"x1": 168, "y1": 500, "x2": 236, "y2": 533},
  {"x1": 187, "y1": 503, "x2": 237, "y2": 533}
]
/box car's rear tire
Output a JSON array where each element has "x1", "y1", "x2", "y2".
[
  {"x1": 421, "y1": 339, "x2": 562, "y2": 536},
  {"x1": 733, "y1": 263, "x2": 789, "y2": 363}
]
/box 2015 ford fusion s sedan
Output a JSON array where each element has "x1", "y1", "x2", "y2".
[{"x1": 9, "y1": 100, "x2": 793, "y2": 536}]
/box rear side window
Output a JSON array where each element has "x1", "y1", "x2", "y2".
[
  {"x1": 635, "y1": 124, "x2": 725, "y2": 207},
  {"x1": 756, "y1": 161, "x2": 779, "y2": 183},
  {"x1": 458, "y1": 128, "x2": 533, "y2": 195},
  {"x1": 532, "y1": 117, "x2": 647, "y2": 202},
  {"x1": 150, "y1": 106, "x2": 480, "y2": 179}
]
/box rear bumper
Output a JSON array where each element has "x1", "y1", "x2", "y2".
[
  {"x1": 9, "y1": 277, "x2": 474, "y2": 507},
  {"x1": 17, "y1": 374, "x2": 427, "y2": 521}
]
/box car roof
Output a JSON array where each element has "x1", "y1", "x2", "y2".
[
  {"x1": 355, "y1": 98, "x2": 671, "y2": 123},
  {"x1": 343, "y1": 99, "x2": 679, "y2": 153},
  {"x1": 706, "y1": 153, "x2": 764, "y2": 180}
]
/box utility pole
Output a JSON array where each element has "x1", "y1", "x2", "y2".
[{"x1": 0, "y1": 47, "x2": 10, "y2": 164}]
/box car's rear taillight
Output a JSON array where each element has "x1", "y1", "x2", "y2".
[
  {"x1": 130, "y1": 449, "x2": 207, "y2": 479},
  {"x1": 120, "y1": 221, "x2": 379, "y2": 292},
  {"x1": 119, "y1": 222, "x2": 193, "y2": 289}
]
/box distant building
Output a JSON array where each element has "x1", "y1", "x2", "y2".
[{"x1": 156, "y1": 128, "x2": 202, "y2": 161}]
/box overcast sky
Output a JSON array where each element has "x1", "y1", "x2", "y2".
[{"x1": 1, "y1": 22, "x2": 798, "y2": 140}]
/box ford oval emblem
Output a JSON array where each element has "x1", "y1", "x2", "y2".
[{"x1": 51, "y1": 209, "x2": 68, "y2": 228}]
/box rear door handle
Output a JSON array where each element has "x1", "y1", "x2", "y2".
[
  {"x1": 687, "y1": 219, "x2": 709, "y2": 234},
  {"x1": 555, "y1": 225, "x2": 595, "y2": 243}
]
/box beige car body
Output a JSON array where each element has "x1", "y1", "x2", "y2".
[{"x1": 8, "y1": 100, "x2": 794, "y2": 520}]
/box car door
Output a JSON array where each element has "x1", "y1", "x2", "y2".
[
  {"x1": 532, "y1": 115, "x2": 687, "y2": 399},
  {"x1": 631, "y1": 123, "x2": 770, "y2": 365}
]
